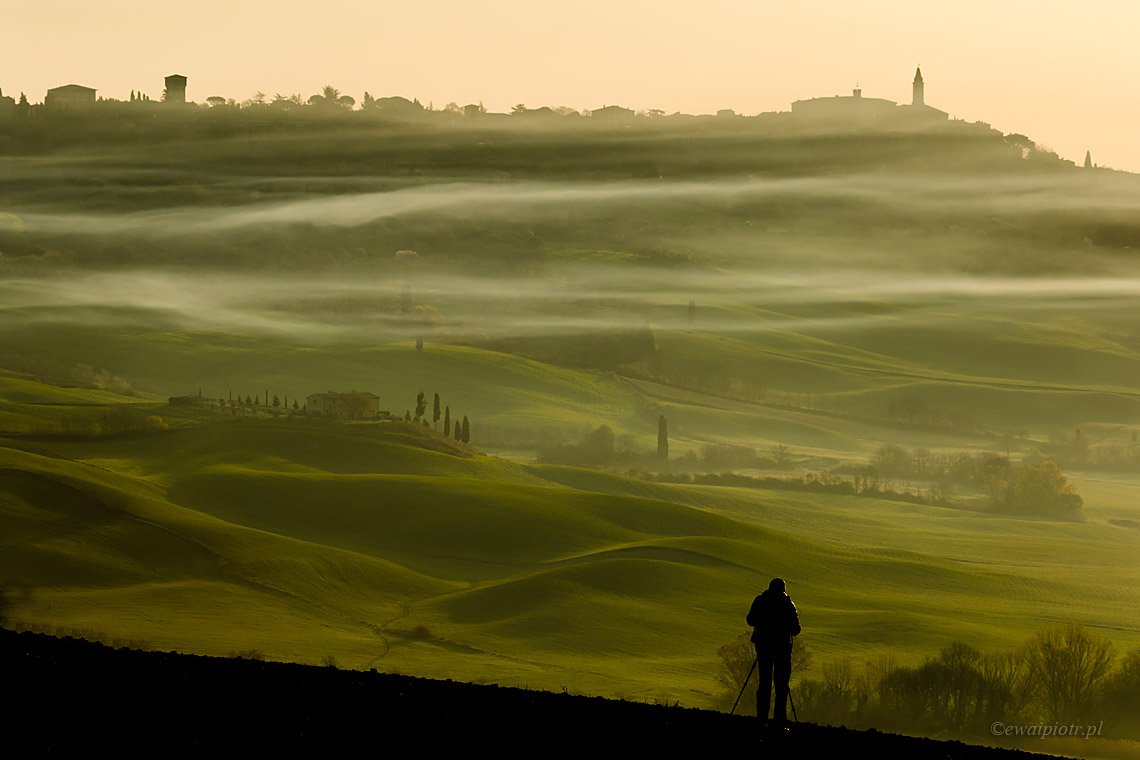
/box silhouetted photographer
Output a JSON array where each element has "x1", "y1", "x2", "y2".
[{"x1": 746, "y1": 577, "x2": 801, "y2": 725}]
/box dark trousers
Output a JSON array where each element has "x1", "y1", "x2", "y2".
[{"x1": 755, "y1": 642, "x2": 792, "y2": 722}]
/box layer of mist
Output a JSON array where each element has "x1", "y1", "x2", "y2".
[{"x1": 4, "y1": 268, "x2": 1139, "y2": 342}]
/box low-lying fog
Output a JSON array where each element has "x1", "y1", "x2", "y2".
[
  {"x1": 10, "y1": 172, "x2": 1140, "y2": 239},
  {"x1": 3, "y1": 141, "x2": 1140, "y2": 353},
  {"x1": 3, "y1": 267, "x2": 1139, "y2": 343}
]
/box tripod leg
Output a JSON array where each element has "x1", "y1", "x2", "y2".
[{"x1": 730, "y1": 657, "x2": 758, "y2": 715}]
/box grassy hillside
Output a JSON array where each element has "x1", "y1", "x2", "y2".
[{"x1": 2, "y1": 378, "x2": 1138, "y2": 710}]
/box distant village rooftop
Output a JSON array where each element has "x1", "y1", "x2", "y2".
[
  {"x1": 305, "y1": 391, "x2": 383, "y2": 420},
  {"x1": 44, "y1": 84, "x2": 96, "y2": 109},
  {"x1": 790, "y1": 68, "x2": 948, "y2": 124}
]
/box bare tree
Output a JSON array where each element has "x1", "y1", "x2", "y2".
[{"x1": 1026, "y1": 623, "x2": 1115, "y2": 722}]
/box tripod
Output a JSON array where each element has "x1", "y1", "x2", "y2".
[{"x1": 730, "y1": 656, "x2": 799, "y2": 722}]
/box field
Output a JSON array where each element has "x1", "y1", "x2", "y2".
[
  {"x1": 2, "y1": 113, "x2": 1140, "y2": 751},
  {"x1": 3, "y1": 368, "x2": 1138, "y2": 710}
]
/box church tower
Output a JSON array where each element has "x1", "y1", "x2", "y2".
[{"x1": 912, "y1": 67, "x2": 925, "y2": 107}]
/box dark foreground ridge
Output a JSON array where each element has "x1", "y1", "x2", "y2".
[{"x1": 4, "y1": 629, "x2": 1057, "y2": 757}]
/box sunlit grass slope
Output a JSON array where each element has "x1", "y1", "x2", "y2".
[
  {"x1": 0, "y1": 369, "x2": 153, "y2": 433},
  {"x1": 0, "y1": 320, "x2": 639, "y2": 431},
  {"x1": 3, "y1": 379, "x2": 1138, "y2": 707}
]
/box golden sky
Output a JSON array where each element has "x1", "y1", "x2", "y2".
[{"x1": 5, "y1": 0, "x2": 1139, "y2": 171}]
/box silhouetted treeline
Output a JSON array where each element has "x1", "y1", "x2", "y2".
[
  {"x1": 853, "y1": 445, "x2": 1083, "y2": 519},
  {"x1": 649, "y1": 470, "x2": 932, "y2": 506},
  {"x1": 57, "y1": 406, "x2": 167, "y2": 438},
  {"x1": 0, "y1": 105, "x2": 1074, "y2": 181},
  {"x1": 719, "y1": 623, "x2": 1140, "y2": 745},
  {"x1": 534, "y1": 430, "x2": 1082, "y2": 519}
]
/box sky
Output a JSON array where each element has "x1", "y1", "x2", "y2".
[{"x1": 4, "y1": 0, "x2": 1140, "y2": 172}]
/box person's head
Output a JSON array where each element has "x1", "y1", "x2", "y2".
[{"x1": 768, "y1": 577, "x2": 786, "y2": 593}]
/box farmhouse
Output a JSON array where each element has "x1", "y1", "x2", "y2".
[
  {"x1": 305, "y1": 391, "x2": 382, "y2": 419},
  {"x1": 45, "y1": 84, "x2": 96, "y2": 109}
]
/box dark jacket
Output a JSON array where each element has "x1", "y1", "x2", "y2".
[{"x1": 746, "y1": 589, "x2": 801, "y2": 647}]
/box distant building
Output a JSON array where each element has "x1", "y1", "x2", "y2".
[
  {"x1": 591, "y1": 105, "x2": 636, "y2": 122},
  {"x1": 45, "y1": 84, "x2": 96, "y2": 109},
  {"x1": 791, "y1": 68, "x2": 948, "y2": 126},
  {"x1": 369, "y1": 96, "x2": 425, "y2": 119},
  {"x1": 164, "y1": 74, "x2": 187, "y2": 104},
  {"x1": 513, "y1": 105, "x2": 558, "y2": 120},
  {"x1": 897, "y1": 67, "x2": 948, "y2": 122},
  {"x1": 305, "y1": 391, "x2": 382, "y2": 420},
  {"x1": 791, "y1": 87, "x2": 898, "y2": 124}
]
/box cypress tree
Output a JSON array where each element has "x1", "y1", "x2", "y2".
[
  {"x1": 658, "y1": 414, "x2": 669, "y2": 461},
  {"x1": 433, "y1": 393, "x2": 441, "y2": 429},
  {"x1": 461, "y1": 416, "x2": 470, "y2": 443},
  {"x1": 444, "y1": 405, "x2": 451, "y2": 437}
]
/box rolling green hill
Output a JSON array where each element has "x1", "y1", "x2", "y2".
[{"x1": 2, "y1": 377, "x2": 1138, "y2": 710}]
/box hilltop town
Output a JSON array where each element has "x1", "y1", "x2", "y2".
[
  {"x1": 0, "y1": 68, "x2": 998, "y2": 132},
  {"x1": 1, "y1": 66, "x2": 1104, "y2": 170}
]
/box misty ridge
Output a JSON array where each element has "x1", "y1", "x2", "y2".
[
  {"x1": 4, "y1": 97, "x2": 1140, "y2": 395},
  {"x1": 3, "y1": 84, "x2": 1138, "y2": 285}
]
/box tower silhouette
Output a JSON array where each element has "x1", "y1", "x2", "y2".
[
  {"x1": 164, "y1": 74, "x2": 187, "y2": 104},
  {"x1": 912, "y1": 67, "x2": 924, "y2": 107}
]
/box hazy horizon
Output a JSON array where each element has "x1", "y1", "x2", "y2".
[{"x1": 5, "y1": 1, "x2": 1139, "y2": 172}]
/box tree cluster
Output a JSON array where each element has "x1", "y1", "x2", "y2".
[
  {"x1": 718, "y1": 623, "x2": 1138, "y2": 740},
  {"x1": 407, "y1": 390, "x2": 469, "y2": 443},
  {"x1": 853, "y1": 445, "x2": 1083, "y2": 519},
  {"x1": 537, "y1": 425, "x2": 635, "y2": 466},
  {"x1": 986, "y1": 458, "x2": 1083, "y2": 520},
  {"x1": 58, "y1": 406, "x2": 167, "y2": 437},
  {"x1": 227, "y1": 389, "x2": 299, "y2": 414}
]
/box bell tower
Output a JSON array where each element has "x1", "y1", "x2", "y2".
[{"x1": 912, "y1": 67, "x2": 925, "y2": 107}]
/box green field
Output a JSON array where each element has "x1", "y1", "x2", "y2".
[
  {"x1": 2, "y1": 372, "x2": 1138, "y2": 712},
  {"x1": 3, "y1": 117, "x2": 1140, "y2": 756}
]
